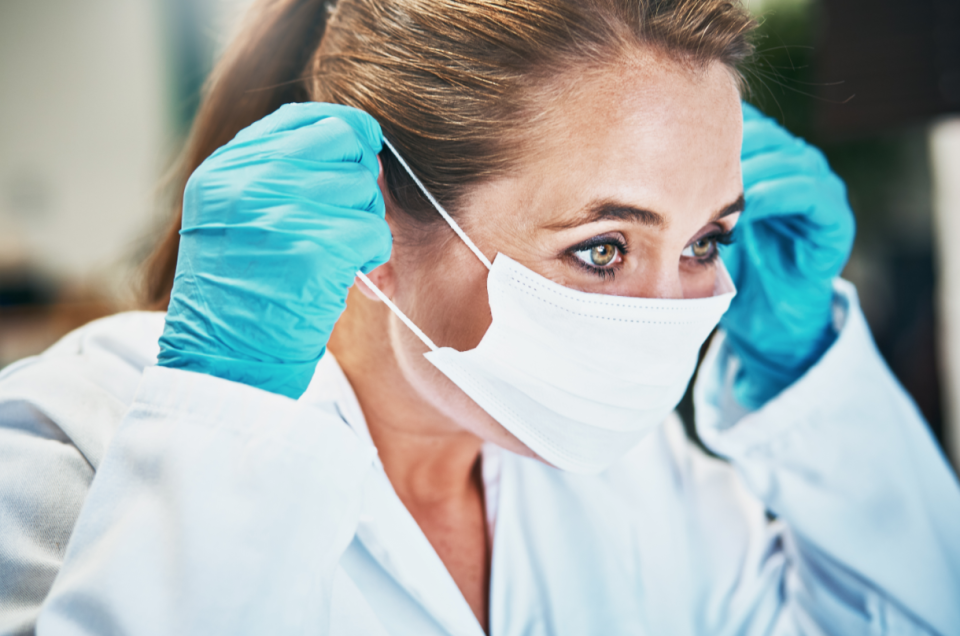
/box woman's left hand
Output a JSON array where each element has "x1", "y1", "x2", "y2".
[{"x1": 719, "y1": 103, "x2": 856, "y2": 409}]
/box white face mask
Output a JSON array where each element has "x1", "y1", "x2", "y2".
[{"x1": 356, "y1": 139, "x2": 736, "y2": 474}]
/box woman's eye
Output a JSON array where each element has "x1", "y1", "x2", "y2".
[
  {"x1": 682, "y1": 237, "x2": 715, "y2": 259},
  {"x1": 574, "y1": 243, "x2": 619, "y2": 267}
]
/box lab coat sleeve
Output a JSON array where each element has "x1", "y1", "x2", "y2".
[
  {"x1": 34, "y1": 365, "x2": 378, "y2": 636},
  {"x1": 0, "y1": 365, "x2": 96, "y2": 636},
  {"x1": 0, "y1": 315, "x2": 155, "y2": 636},
  {"x1": 694, "y1": 279, "x2": 960, "y2": 636}
]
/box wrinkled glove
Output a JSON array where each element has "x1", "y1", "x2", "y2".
[
  {"x1": 719, "y1": 103, "x2": 856, "y2": 409},
  {"x1": 158, "y1": 103, "x2": 391, "y2": 399}
]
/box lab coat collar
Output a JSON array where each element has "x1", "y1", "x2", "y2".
[
  {"x1": 300, "y1": 351, "x2": 378, "y2": 459},
  {"x1": 299, "y1": 352, "x2": 487, "y2": 636}
]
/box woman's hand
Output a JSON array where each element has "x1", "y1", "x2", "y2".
[
  {"x1": 157, "y1": 103, "x2": 391, "y2": 399},
  {"x1": 719, "y1": 103, "x2": 855, "y2": 409}
]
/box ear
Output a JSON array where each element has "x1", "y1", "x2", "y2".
[
  {"x1": 357, "y1": 155, "x2": 401, "y2": 301},
  {"x1": 355, "y1": 260, "x2": 397, "y2": 302}
]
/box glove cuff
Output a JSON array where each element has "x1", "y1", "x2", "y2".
[
  {"x1": 727, "y1": 321, "x2": 838, "y2": 410},
  {"x1": 157, "y1": 347, "x2": 321, "y2": 400}
]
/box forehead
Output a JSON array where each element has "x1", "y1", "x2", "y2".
[
  {"x1": 467, "y1": 55, "x2": 743, "y2": 236},
  {"x1": 543, "y1": 54, "x2": 740, "y2": 167}
]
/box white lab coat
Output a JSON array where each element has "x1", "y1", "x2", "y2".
[{"x1": 0, "y1": 280, "x2": 958, "y2": 636}]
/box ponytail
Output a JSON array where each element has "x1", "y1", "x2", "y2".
[{"x1": 142, "y1": 0, "x2": 331, "y2": 309}]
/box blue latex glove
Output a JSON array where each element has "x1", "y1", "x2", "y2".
[
  {"x1": 719, "y1": 103, "x2": 855, "y2": 409},
  {"x1": 157, "y1": 103, "x2": 391, "y2": 399}
]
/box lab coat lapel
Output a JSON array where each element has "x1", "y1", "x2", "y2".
[
  {"x1": 356, "y1": 474, "x2": 486, "y2": 636},
  {"x1": 302, "y1": 353, "x2": 486, "y2": 636}
]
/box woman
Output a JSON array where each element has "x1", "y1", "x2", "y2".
[{"x1": 1, "y1": 0, "x2": 958, "y2": 633}]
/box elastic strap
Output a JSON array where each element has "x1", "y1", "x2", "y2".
[
  {"x1": 355, "y1": 271, "x2": 438, "y2": 351},
  {"x1": 353, "y1": 137, "x2": 492, "y2": 351},
  {"x1": 381, "y1": 137, "x2": 493, "y2": 270}
]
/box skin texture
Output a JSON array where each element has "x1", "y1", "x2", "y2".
[{"x1": 327, "y1": 53, "x2": 744, "y2": 632}]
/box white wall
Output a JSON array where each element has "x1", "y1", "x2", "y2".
[
  {"x1": 0, "y1": 0, "x2": 170, "y2": 297},
  {"x1": 931, "y1": 117, "x2": 960, "y2": 466}
]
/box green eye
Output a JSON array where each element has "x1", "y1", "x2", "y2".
[
  {"x1": 575, "y1": 243, "x2": 618, "y2": 267},
  {"x1": 692, "y1": 238, "x2": 712, "y2": 257},
  {"x1": 683, "y1": 237, "x2": 715, "y2": 259},
  {"x1": 590, "y1": 244, "x2": 617, "y2": 266}
]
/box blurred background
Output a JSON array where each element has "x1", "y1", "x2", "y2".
[{"x1": 1, "y1": 0, "x2": 958, "y2": 469}]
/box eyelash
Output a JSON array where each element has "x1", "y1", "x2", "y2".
[
  {"x1": 566, "y1": 228, "x2": 736, "y2": 279},
  {"x1": 685, "y1": 229, "x2": 736, "y2": 267},
  {"x1": 567, "y1": 236, "x2": 629, "y2": 280}
]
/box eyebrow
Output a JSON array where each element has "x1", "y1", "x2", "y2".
[
  {"x1": 713, "y1": 194, "x2": 745, "y2": 221},
  {"x1": 545, "y1": 193, "x2": 745, "y2": 230}
]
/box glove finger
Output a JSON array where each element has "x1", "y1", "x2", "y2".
[
  {"x1": 359, "y1": 236, "x2": 393, "y2": 274},
  {"x1": 232, "y1": 103, "x2": 380, "y2": 146},
  {"x1": 744, "y1": 174, "x2": 853, "y2": 231},
  {"x1": 741, "y1": 149, "x2": 825, "y2": 187},
  {"x1": 300, "y1": 204, "x2": 393, "y2": 275},
  {"x1": 325, "y1": 105, "x2": 384, "y2": 154},
  {"x1": 274, "y1": 115, "x2": 381, "y2": 180},
  {"x1": 230, "y1": 102, "x2": 343, "y2": 143},
  {"x1": 256, "y1": 160, "x2": 385, "y2": 216},
  {"x1": 754, "y1": 217, "x2": 850, "y2": 280},
  {"x1": 248, "y1": 198, "x2": 392, "y2": 281},
  {"x1": 741, "y1": 101, "x2": 766, "y2": 122},
  {"x1": 307, "y1": 162, "x2": 385, "y2": 216},
  {"x1": 741, "y1": 117, "x2": 800, "y2": 160},
  {"x1": 227, "y1": 104, "x2": 382, "y2": 177}
]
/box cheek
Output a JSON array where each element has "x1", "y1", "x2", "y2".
[
  {"x1": 386, "y1": 248, "x2": 538, "y2": 458},
  {"x1": 385, "y1": 239, "x2": 492, "y2": 410},
  {"x1": 680, "y1": 263, "x2": 718, "y2": 299},
  {"x1": 394, "y1": 250, "x2": 492, "y2": 351}
]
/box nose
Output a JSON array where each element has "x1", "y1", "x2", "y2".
[{"x1": 627, "y1": 262, "x2": 685, "y2": 300}]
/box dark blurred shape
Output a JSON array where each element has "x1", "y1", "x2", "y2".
[
  {"x1": 0, "y1": 267, "x2": 56, "y2": 308},
  {"x1": 816, "y1": 0, "x2": 960, "y2": 140},
  {"x1": 0, "y1": 265, "x2": 115, "y2": 369},
  {"x1": 881, "y1": 253, "x2": 942, "y2": 431}
]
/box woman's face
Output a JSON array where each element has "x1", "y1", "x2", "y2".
[{"x1": 375, "y1": 56, "x2": 744, "y2": 459}]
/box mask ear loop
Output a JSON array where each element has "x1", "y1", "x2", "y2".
[
  {"x1": 380, "y1": 137, "x2": 493, "y2": 270},
  {"x1": 355, "y1": 271, "x2": 438, "y2": 351},
  {"x1": 354, "y1": 137, "x2": 492, "y2": 352}
]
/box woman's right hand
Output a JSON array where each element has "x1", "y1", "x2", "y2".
[{"x1": 157, "y1": 103, "x2": 391, "y2": 399}]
